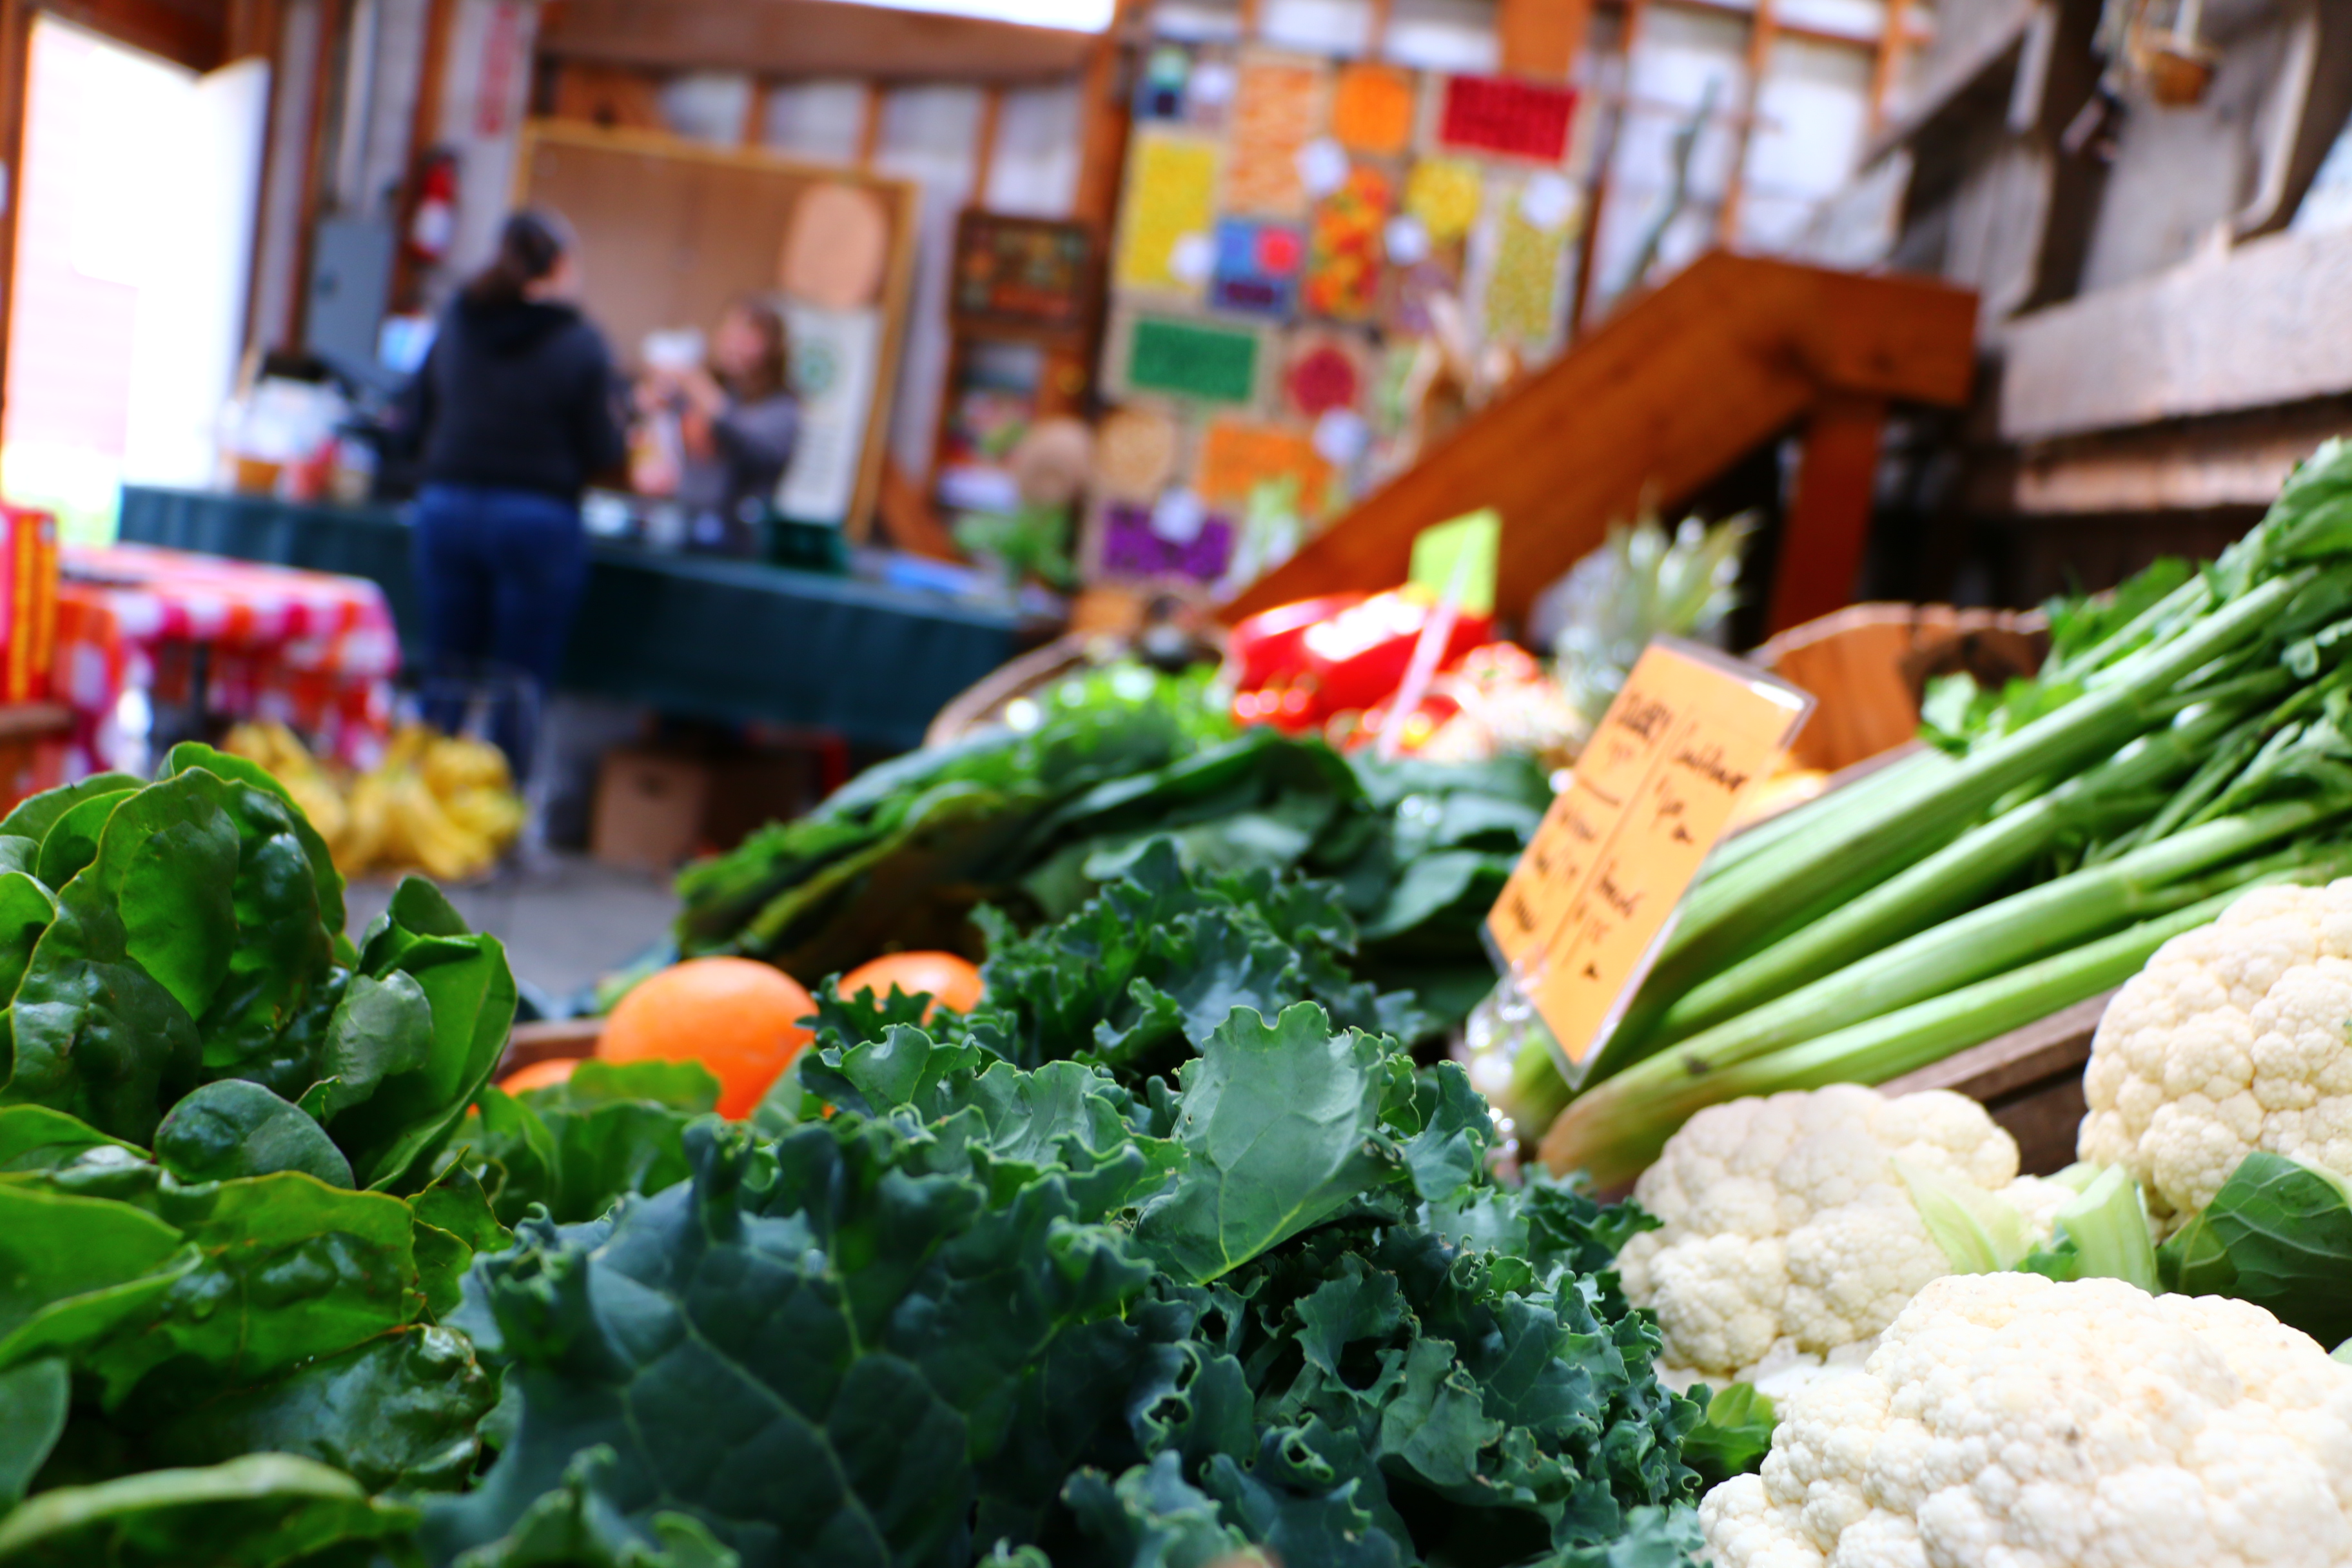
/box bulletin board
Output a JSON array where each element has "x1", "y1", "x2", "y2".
[
  {"x1": 514, "y1": 121, "x2": 921, "y2": 539},
  {"x1": 1091, "y1": 43, "x2": 1585, "y2": 595}
]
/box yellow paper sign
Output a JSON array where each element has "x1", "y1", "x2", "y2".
[{"x1": 1487, "y1": 638, "x2": 1812, "y2": 1072}]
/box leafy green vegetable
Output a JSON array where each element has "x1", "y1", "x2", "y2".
[
  {"x1": 0, "y1": 1452, "x2": 418, "y2": 1567},
  {"x1": 440, "y1": 1058, "x2": 723, "y2": 1226},
  {"x1": 2159, "y1": 1151, "x2": 2352, "y2": 1346},
  {"x1": 428, "y1": 1005, "x2": 1701, "y2": 1568},
  {"x1": 0, "y1": 1359, "x2": 67, "y2": 1507},
  {"x1": 0, "y1": 755, "x2": 516, "y2": 1191},
  {"x1": 153, "y1": 1081, "x2": 354, "y2": 1186},
  {"x1": 672, "y1": 667, "x2": 1546, "y2": 1037},
  {"x1": 2017, "y1": 1164, "x2": 2159, "y2": 1291},
  {"x1": 1132, "y1": 1004, "x2": 1445, "y2": 1282},
  {"x1": 1678, "y1": 1385, "x2": 1775, "y2": 1490},
  {"x1": 963, "y1": 840, "x2": 1426, "y2": 1085}
]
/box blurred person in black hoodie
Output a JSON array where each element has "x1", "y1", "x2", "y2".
[{"x1": 397, "y1": 210, "x2": 623, "y2": 775}]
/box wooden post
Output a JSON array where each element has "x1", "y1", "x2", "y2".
[
  {"x1": 855, "y1": 80, "x2": 883, "y2": 168},
  {"x1": 1765, "y1": 392, "x2": 1886, "y2": 636},
  {"x1": 972, "y1": 84, "x2": 1001, "y2": 204},
  {"x1": 386, "y1": 0, "x2": 455, "y2": 311},
  {"x1": 1070, "y1": 0, "x2": 1135, "y2": 229},
  {"x1": 1567, "y1": 0, "x2": 1646, "y2": 337},
  {"x1": 1715, "y1": 0, "x2": 1777, "y2": 246},
  {"x1": 289, "y1": 0, "x2": 349, "y2": 351},
  {"x1": 741, "y1": 79, "x2": 771, "y2": 148},
  {"x1": 1868, "y1": 0, "x2": 1911, "y2": 132},
  {"x1": 0, "y1": 0, "x2": 32, "y2": 424}
]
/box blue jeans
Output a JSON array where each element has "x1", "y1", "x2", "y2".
[{"x1": 411, "y1": 483, "x2": 586, "y2": 778}]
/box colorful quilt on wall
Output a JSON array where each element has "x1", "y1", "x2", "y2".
[{"x1": 1095, "y1": 40, "x2": 1586, "y2": 591}]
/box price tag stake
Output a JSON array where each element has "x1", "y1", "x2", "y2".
[{"x1": 1485, "y1": 637, "x2": 1812, "y2": 1086}]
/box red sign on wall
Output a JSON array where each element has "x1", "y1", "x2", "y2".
[{"x1": 1437, "y1": 75, "x2": 1578, "y2": 162}]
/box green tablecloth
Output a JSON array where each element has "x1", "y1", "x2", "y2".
[{"x1": 115, "y1": 485, "x2": 1022, "y2": 752}]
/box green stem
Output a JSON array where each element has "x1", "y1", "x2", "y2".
[
  {"x1": 1639, "y1": 574, "x2": 2308, "y2": 998},
  {"x1": 1647, "y1": 699, "x2": 2271, "y2": 1044},
  {"x1": 1544, "y1": 880, "x2": 2295, "y2": 1188},
  {"x1": 1638, "y1": 801, "x2": 2333, "y2": 1090}
]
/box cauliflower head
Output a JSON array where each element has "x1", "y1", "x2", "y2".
[
  {"x1": 1701, "y1": 1273, "x2": 2352, "y2": 1568},
  {"x1": 1615, "y1": 1084, "x2": 2064, "y2": 1381},
  {"x1": 2079, "y1": 878, "x2": 2352, "y2": 1220}
]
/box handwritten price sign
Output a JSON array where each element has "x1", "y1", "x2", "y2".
[{"x1": 1487, "y1": 638, "x2": 1812, "y2": 1076}]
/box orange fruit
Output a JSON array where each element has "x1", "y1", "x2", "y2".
[
  {"x1": 498, "y1": 1056, "x2": 581, "y2": 1095},
  {"x1": 838, "y1": 951, "x2": 984, "y2": 1020},
  {"x1": 598, "y1": 957, "x2": 816, "y2": 1119}
]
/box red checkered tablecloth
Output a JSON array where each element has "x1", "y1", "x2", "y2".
[{"x1": 57, "y1": 544, "x2": 399, "y2": 774}]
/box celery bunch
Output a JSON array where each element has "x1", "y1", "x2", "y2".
[{"x1": 1531, "y1": 439, "x2": 2352, "y2": 1184}]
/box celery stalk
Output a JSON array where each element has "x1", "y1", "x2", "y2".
[
  {"x1": 1583, "y1": 574, "x2": 2311, "y2": 1086},
  {"x1": 1650, "y1": 703, "x2": 2288, "y2": 1044},
  {"x1": 1541, "y1": 872, "x2": 2327, "y2": 1188},
  {"x1": 1639, "y1": 803, "x2": 2336, "y2": 1082}
]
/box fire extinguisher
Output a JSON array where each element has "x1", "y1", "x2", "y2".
[{"x1": 406, "y1": 150, "x2": 458, "y2": 266}]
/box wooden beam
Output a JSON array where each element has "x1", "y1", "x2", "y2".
[
  {"x1": 1714, "y1": 0, "x2": 1775, "y2": 246},
  {"x1": 1867, "y1": 0, "x2": 1910, "y2": 131},
  {"x1": 1069, "y1": 0, "x2": 1136, "y2": 230},
  {"x1": 0, "y1": 0, "x2": 30, "y2": 428},
  {"x1": 288, "y1": 0, "x2": 346, "y2": 351},
  {"x1": 1569, "y1": 0, "x2": 1645, "y2": 335},
  {"x1": 1496, "y1": 0, "x2": 1590, "y2": 80},
  {"x1": 226, "y1": 0, "x2": 280, "y2": 59},
  {"x1": 741, "y1": 77, "x2": 770, "y2": 148},
  {"x1": 538, "y1": 0, "x2": 1095, "y2": 83},
  {"x1": 1365, "y1": 0, "x2": 1392, "y2": 57},
  {"x1": 386, "y1": 0, "x2": 456, "y2": 310},
  {"x1": 2001, "y1": 224, "x2": 2352, "y2": 443},
  {"x1": 1765, "y1": 392, "x2": 1885, "y2": 635},
  {"x1": 1220, "y1": 253, "x2": 1976, "y2": 627},
  {"x1": 972, "y1": 83, "x2": 1001, "y2": 202},
  {"x1": 855, "y1": 81, "x2": 882, "y2": 168},
  {"x1": 38, "y1": 0, "x2": 228, "y2": 70}
]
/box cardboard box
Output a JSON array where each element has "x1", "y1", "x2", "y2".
[
  {"x1": 591, "y1": 745, "x2": 819, "y2": 871},
  {"x1": 591, "y1": 748, "x2": 711, "y2": 871}
]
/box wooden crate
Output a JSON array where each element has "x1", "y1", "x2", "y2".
[
  {"x1": 1883, "y1": 990, "x2": 2113, "y2": 1175},
  {"x1": 1754, "y1": 603, "x2": 2048, "y2": 774}
]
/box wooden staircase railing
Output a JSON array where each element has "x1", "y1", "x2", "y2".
[{"x1": 1218, "y1": 252, "x2": 1979, "y2": 632}]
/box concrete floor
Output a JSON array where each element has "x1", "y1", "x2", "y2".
[{"x1": 344, "y1": 852, "x2": 678, "y2": 1012}]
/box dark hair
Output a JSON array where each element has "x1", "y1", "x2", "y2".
[
  {"x1": 719, "y1": 296, "x2": 792, "y2": 404},
  {"x1": 463, "y1": 210, "x2": 570, "y2": 307}
]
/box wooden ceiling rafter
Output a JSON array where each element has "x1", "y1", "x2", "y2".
[{"x1": 536, "y1": 0, "x2": 1101, "y2": 84}]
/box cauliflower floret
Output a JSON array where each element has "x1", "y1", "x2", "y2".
[
  {"x1": 1618, "y1": 1084, "x2": 2055, "y2": 1380},
  {"x1": 1701, "y1": 1273, "x2": 2352, "y2": 1568},
  {"x1": 2079, "y1": 877, "x2": 2352, "y2": 1219}
]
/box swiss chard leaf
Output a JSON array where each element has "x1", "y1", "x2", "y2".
[
  {"x1": 130, "y1": 1324, "x2": 495, "y2": 1494},
  {"x1": 4, "y1": 1164, "x2": 426, "y2": 1406},
  {"x1": 152, "y1": 1079, "x2": 353, "y2": 1187},
  {"x1": 0, "y1": 1355, "x2": 68, "y2": 1505},
  {"x1": 3, "y1": 875, "x2": 204, "y2": 1146}
]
